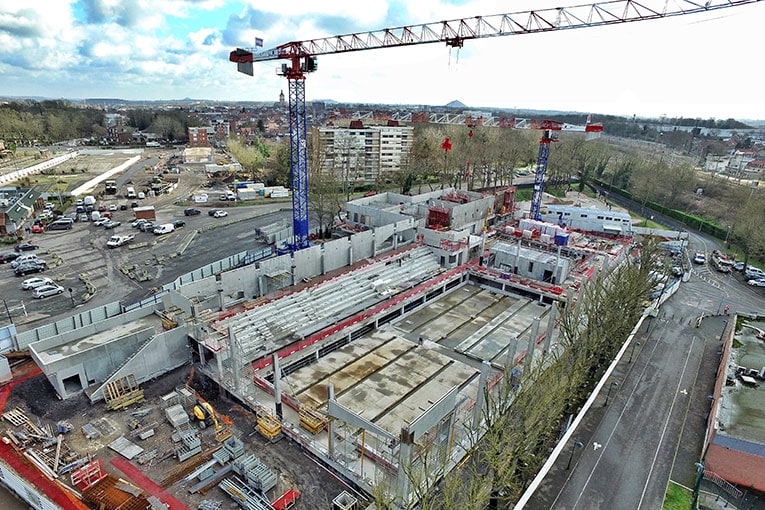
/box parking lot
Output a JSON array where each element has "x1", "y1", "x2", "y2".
[{"x1": 1, "y1": 152, "x2": 293, "y2": 330}]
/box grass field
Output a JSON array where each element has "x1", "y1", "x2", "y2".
[{"x1": 663, "y1": 481, "x2": 692, "y2": 510}]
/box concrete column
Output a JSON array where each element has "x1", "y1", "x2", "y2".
[
  {"x1": 526, "y1": 317, "x2": 540, "y2": 369},
  {"x1": 393, "y1": 226, "x2": 398, "y2": 250},
  {"x1": 227, "y1": 326, "x2": 240, "y2": 393},
  {"x1": 216, "y1": 352, "x2": 224, "y2": 389},
  {"x1": 217, "y1": 280, "x2": 224, "y2": 311},
  {"x1": 543, "y1": 305, "x2": 557, "y2": 354},
  {"x1": 473, "y1": 361, "x2": 491, "y2": 429},
  {"x1": 555, "y1": 246, "x2": 562, "y2": 283},
  {"x1": 396, "y1": 438, "x2": 413, "y2": 506},
  {"x1": 198, "y1": 342, "x2": 206, "y2": 368},
  {"x1": 321, "y1": 245, "x2": 326, "y2": 275},
  {"x1": 273, "y1": 354, "x2": 283, "y2": 420},
  {"x1": 479, "y1": 232, "x2": 486, "y2": 266},
  {"x1": 348, "y1": 237, "x2": 353, "y2": 265},
  {"x1": 290, "y1": 253, "x2": 296, "y2": 286},
  {"x1": 506, "y1": 336, "x2": 519, "y2": 368},
  {"x1": 328, "y1": 383, "x2": 335, "y2": 457},
  {"x1": 515, "y1": 238, "x2": 522, "y2": 273},
  {"x1": 565, "y1": 287, "x2": 575, "y2": 313},
  {"x1": 257, "y1": 275, "x2": 264, "y2": 297}
]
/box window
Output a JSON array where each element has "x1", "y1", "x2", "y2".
[{"x1": 580, "y1": 214, "x2": 588, "y2": 218}]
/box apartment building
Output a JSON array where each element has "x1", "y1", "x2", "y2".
[{"x1": 314, "y1": 121, "x2": 413, "y2": 182}]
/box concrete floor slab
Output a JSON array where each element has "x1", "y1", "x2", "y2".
[
  {"x1": 298, "y1": 334, "x2": 413, "y2": 408},
  {"x1": 36, "y1": 315, "x2": 161, "y2": 364}
]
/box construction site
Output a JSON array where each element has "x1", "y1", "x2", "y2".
[
  {"x1": 0, "y1": 178, "x2": 643, "y2": 509},
  {"x1": 4, "y1": 1, "x2": 748, "y2": 506}
]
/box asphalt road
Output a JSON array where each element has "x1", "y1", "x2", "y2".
[{"x1": 525, "y1": 197, "x2": 765, "y2": 509}]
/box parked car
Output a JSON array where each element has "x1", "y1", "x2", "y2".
[
  {"x1": 21, "y1": 276, "x2": 54, "y2": 290},
  {"x1": 103, "y1": 220, "x2": 121, "y2": 229},
  {"x1": 744, "y1": 268, "x2": 765, "y2": 280},
  {"x1": 109, "y1": 204, "x2": 118, "y2": 211},
  {"x1": 31, "y1": 224, "x2": 45, "y2": 233},
  {"x1": 208, "y1": 209, "x2": 220, "y2": 216},
  {"x1": 32, "y1": 284, "x2": 65, "y2": 299},
  {"x1": 139, "y1": 222, "x2": 155, "y2": 232},
  {"x1": 692, "y1": 253, "x2": 706, "y2": 264},
  {"x1": 98, "y1": 205, "x2": 106, "y2": 212},
  {"x1": 0, "y1": 252, "x2": 20, "y2": 264},
  {"x1": 11, "y1": 254, "x2": 40, "y2": 268},
  {"x1": 213, "y1": 210, "x2": 228, "y2": 218},
  {"x1": 14, "y1": 261, "x2": 47, "y2": 276},
  {"x1": 173, "y1": 220, "x2": 185, "y2": 228},
  {"x1": 747, "y1": 278, "x2": 765, "y2": 287},
  {"x1": 153, "y1": 223, "x2": 175, "y2": 235},
  {"x1": 120, "y1": 204, "x2": 128, "y2": 210},
  {"x1": 734, "y1": 261, "x2": 746, "y2": 272},
  {"x1": 131, "y1": 219, "x2": 148, "y2": 228},
  {"x1": 93, "y1": 218, "x2": 109, "y2": 227},
  {"x1": 184, "y1": 208, "x2": 201, "y2": 216},
  {"x1": 15, "y1": 243, "x2": 39, "y2": 252}
]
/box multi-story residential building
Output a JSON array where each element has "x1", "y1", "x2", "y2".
[
  {"x1": 314, "y1": 121, "x2": 413, "y2": 183},
  {"x1": 188, "y1": 126, "x2": 215, "y2": 147}
]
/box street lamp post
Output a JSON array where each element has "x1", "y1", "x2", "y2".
[
  {"x1": 604, "y1": 381, "x2": 619, "y2": 407},
  {"x1": 692, "y1": 462, "x2": 704, "y2": 509},
  {"x1": 565, "y1": 440, "x2": 584, "y2": 470},
  {"x1": 629, "y1": 341, "x2": 641, "y2": 363}
]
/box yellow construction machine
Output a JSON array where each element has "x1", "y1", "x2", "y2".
[{"x1": 192, "y1": 399, "x2": 232, "y2": 442}]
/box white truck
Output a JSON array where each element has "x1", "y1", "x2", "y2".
[{"x1": 106, "y1": 234, "x2": 135, "y2": 248}]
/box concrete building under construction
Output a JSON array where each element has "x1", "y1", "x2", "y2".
[{"x1": 12, "y1": 187, "x2": 636, "y2": 508}]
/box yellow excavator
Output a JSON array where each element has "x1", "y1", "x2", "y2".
[
  {"x1": 192, "y1": 400, "x2": 218, "y2": 429},
  {"x1": 192, "y1": 399, "x2": 233, "y2": 442}
]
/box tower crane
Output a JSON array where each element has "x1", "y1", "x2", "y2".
[{"x1": 230, "y1": 0, "x2": 762, "y2": 249}]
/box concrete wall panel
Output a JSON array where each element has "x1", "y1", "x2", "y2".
[
  {"x1": 27, "y1": 306, "x2": 157, "y2": 353},
  {"x1": 294, "y1": 245, "x2": 322, "y2": 282},
  {"x1": 89, "y1": 328, "x2": 188, "y2": 402},
  {"x1": 351, "y1": 230, "x2": 374, "y2": 263},
  {"x1": 324, "y1": 238, "x2": 351, "y2": 273},
  {"x1": 375, "y1": 224, "x2": 395, "y2": 252},
  {"x1": 16, "y1": 301, "x2": 124, "y2": 349}
]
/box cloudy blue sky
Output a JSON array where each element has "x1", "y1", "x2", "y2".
[{"x1": 1, "y1": 0, "x2": 763, "y2": 120}]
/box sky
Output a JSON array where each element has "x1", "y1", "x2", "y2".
[{"x1": 1, "y1": 0, "x2": 764, "y2": 121}]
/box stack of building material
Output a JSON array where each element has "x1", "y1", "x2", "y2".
[
  {"x1": 161, "y1": 391, "x2": 180, "y2": 408},
  {"x1": 108, "y1": 436, "x2": 144, "y2": 460},
  {"x1": 223, "y1": 436, "x2": 245, "y2": 458},
  {"x1": 165, "y1": 404, "x2": 189, "y2": 428},
  {"x1": 174, "y1": 429, "x2": 202, "y2": 462},
  {"x1": 220, "y1": 476, "x2": 274, "y2": 510},
  {"x1": 233, "y1": 454, "x2": 276, "y2": 493}
]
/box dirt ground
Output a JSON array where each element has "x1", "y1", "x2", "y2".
[{"x1": 4, "y1": 363, "x2": 357, "y2": 509}]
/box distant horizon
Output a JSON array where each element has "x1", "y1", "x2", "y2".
[{"x1": 2, "y1": 94, "x2": 764, "y2": 127}]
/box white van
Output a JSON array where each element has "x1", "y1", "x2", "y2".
[
  {"x1": 153, "y1": 223, "x2": 175, "y2": 235},
  {"x1": 126, "y1": 186, "x2": 137, "y2": 199}
]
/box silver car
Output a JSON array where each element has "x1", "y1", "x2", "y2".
[
  {"x1": 32, "y1": 284, "x2": 65, "y2": 299},
  {"x1": 21, "y1": 276, "x2": 54, "y2": 290}
]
